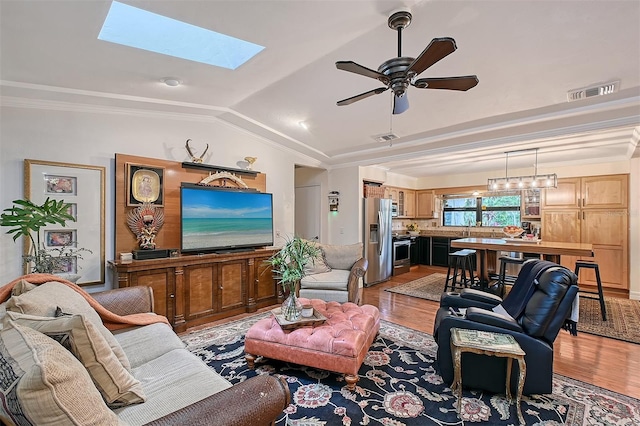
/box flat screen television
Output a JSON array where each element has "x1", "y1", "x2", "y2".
[{"x1": 180, "y1": 185, "x2": 274, "y2": 253}]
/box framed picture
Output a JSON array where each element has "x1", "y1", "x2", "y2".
[
  {"x1": 25, "y1": 159, "x2": 105, "y2": 285},
  {"x1": 44, "y1": 230, "x2": 77, "y2": 247},
  {"x1": 126, "y1": 163, "x2": 164, "y2": 206},
  {"x1": 45, "y1": 175, "x2": 77, "y2": 195}
]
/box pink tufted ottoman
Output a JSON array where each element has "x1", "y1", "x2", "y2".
[{"x1": 245, "y1": 298, "x2": 380, "y2": 390}]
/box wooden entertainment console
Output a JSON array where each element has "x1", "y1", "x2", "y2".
[
  {"x1": 109, "y1": 248, "x2": 279, "y2": 332},
  {"x1": 111, "y1": 153, "x2": 278, "y2": 332}
]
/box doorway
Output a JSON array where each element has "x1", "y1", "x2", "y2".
[{"x1": 295, "y1": 185, "x2": 320, "y2": 240}]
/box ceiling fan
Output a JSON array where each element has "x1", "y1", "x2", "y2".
[{"x1": 335, "y1": 10, "x2": 478, "y2": 114}]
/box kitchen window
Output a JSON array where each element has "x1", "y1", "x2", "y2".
[{"x1": 443, "y1": 193, "x2": 521, "y2": 227}]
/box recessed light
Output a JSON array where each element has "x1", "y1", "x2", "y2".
[{"x1": 161, "y1": 77, "x2": 181, "y2": 87}]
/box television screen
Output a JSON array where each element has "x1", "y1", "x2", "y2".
[{"x1": 180, "y1": 186, "x2": 274, "y2": 253}]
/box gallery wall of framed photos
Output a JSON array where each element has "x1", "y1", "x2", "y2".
[
  {"x1": 114, "y1": 153, "x2": 266, "y2": 256},
  {"x1": 24, "y1": 159, "x2": 105, "y2": 285}
]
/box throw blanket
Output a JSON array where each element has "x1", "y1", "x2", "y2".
[{"x1": 0, "y1": 274, "x2": 170, "y2": 331}]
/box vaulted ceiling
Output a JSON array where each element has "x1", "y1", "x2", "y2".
[{"x1": 1, "y1": 0, "x2": 639, "y2": 176}]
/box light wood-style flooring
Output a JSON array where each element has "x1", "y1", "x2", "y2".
[{"x1": 186, "y1": 265, "x2": 640, "y2": 400}]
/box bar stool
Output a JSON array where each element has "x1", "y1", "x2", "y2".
[
  {"x1": 444, "y1": 249, "x2": 476, "y2": 292},
  {"x1": 574, "y1": 260, "x2": 607, "y2": 321},
  {"x1": 489, "y1": 256, "x2": 525, "y2": 297}
]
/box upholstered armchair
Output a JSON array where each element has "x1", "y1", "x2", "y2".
[
  {"x1": 433, "y1": 259, "x2": 578, "y2": 395},
  {"x1": 297, "y1": 242, "x2": 367, "y2": 305}
]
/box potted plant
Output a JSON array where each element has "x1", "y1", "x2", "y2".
[
  {"x1": 266, "y1": 236, "x2": 320, "y2": 321},
  {"x1": 406, "y1": 222, "x2": 420, "y2": 236},
  {"x1": 1, "y1": 197, "x2": 91, "y2": 277}
]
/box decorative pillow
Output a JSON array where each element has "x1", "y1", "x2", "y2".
[
  {"x1": 6, "y1": 311, "x2": 146, "y2": 407},
  {"x1": 320, "y1": 243, "x2": 363, "y2": 270},
  {"x1": 0, "y1": 321, "x2": 121, "y2": 425},
  {"x1": 6, "y1": 281, "x2": 131, "y2": 370},
  {"x1": 304, "y1": 251, "x2": 332, "y2": 275}
]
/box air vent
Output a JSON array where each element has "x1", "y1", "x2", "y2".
[
  {"x1": 567, "y1": 80, "x2": 620, "y2": 102},
  {"x1": 372, "y1": 133, "x2": 399, "y2": 143}
]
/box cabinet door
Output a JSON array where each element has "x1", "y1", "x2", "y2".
[
  {"x1": 183, "y1": 264, "x2": 216, "y2": 321},
  {"x1": 581, "y1": 209, "x2": 628, "y2": 289},
  {"x1": 541, "y1": 210, "x2": 580, "y2": 243},
  {"x1": 253, "y1": 255, "x2": 277, "y2": 303},
  {"x1": 581, "y1": 175, "x2": 628, "y2": 209},
  {"x1": 404, "y1": 190, "x2": 416, "y2": 218},
  {"x1": 416, "y1": 190, "x2": 434, "y2": 218},
  {"x1": 129, "y1": 268, "x2": 175, "y2": 320},
  {"x1": 541, "y1": 178, "x2": 580, "y2": 208},
  {"x1": 388, "y1": 187, "x2": 399, "y2": 202},
  {"x1": 418, "y1": 237, "x2": 431, "y2": 265},
  {"x1": 218, "y1": 260, "x2": 247, "y2": 312}
]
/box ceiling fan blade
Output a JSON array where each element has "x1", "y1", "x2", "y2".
[
  {"x1": 413, "y1": 75, "x2": 479, "y2": 91},
  {"x1": 407, "y1": 37, "x2": 457, "y2": 76},
  {"x1": 336, "y1": 61, "x2": 389, "y2": 84},
  {"x1": 393, "y1": 93, "x2": 409, "y2": 114},
  {"x1": 337, "y1": 87, "x2": 388, "y2": 106}
]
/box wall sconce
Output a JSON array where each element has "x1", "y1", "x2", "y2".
[{"x1": 328, "y1": 191, "x2": 339, "y2": 212}]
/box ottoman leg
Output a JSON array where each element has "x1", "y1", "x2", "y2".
[
  {"x1": 245, "y1": 353, "x2": 256, "y2": 369},
  {"x1": 344, "y1": 374, "x2": 359, "y2": 391}
]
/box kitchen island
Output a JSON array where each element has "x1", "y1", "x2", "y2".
[{"x1": 451, "y1": 237, "x2": 594, "y2": 283}]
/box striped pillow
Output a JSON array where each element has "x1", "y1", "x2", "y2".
[
  {"x1": 0, "y1": 321, "x2": 122, "y2": 425},
  {"x1": 5, "y1": 311, "x2": 146, "y2": 407}
]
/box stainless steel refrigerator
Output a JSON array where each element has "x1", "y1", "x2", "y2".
[{"x1": 363, "y1": 198, "x2": 392, "y2": 286}]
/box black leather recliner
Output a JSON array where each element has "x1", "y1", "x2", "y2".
[{"x1": 433, "y1": 259, "x2": 578, "y2": 395}]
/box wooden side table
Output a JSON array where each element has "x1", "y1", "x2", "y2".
[{"x1": 450, "y1": 328, "x2": 526, "y2": 425}]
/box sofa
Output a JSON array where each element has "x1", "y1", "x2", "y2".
[
  {"x1": 297, "y1": 242, "x2": 367, "y2": 305},
  {"x1": 0, "y1": 275, "x2": 290, "y2": 426}
]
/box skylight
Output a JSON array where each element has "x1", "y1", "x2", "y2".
[{"x1": 98, "y1": 1, "x2": 264, "y2": 70}]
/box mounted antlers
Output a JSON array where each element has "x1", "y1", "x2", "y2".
[{"x1": 185, "y1": 139, "x2": 209, "y2": 163}]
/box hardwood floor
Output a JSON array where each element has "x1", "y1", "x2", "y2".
[
  {"x1": 361, "y1": 265, "x2": 640, "y2": 400},
  {"x1": 184, "y1": 265, "x2": 640, "y2": 400}
]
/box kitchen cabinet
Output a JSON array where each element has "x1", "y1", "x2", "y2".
[
  {"x1": 431, "y1": 237, "x2": 451, "y2": 267},
  {"x1": 385, "y1": 187, "x2": 399, "y2": 202},
  {"x1": 522, "y1": 189, "x2": 541, "y2": 218},
  {"x1": 541, "y1": 174, "x2": 628, "y2": 291},
  {"x1": 417, "y1": 237, "x2": 431, "y2": 265},
  {"x1": 109, "y1": 249, "x2": 278, "y2": 332},
  {"x1": 416, "y1": 190, "x2": 436, "y2": 218},
  {"x1": 399, "y1": 189, "x2": 415, "y2": 217},
  {"x1": 541, "y1": 175, "x2": 627, "y2": 209}
]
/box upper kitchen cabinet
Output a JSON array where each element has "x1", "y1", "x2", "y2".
[
  {"x1": 541, "y1": 175, "x2": 628, "y2": 209},
  {"x1": 400, "y1": 189, "x2": 415, "y2": 218},
  {"x1": 581, "y1": 175, "x2": 628, "y2": 209},
  {"x1": 541, "y1": 178, "x2": 580, "y2": 208},
  {"x1": 522, "y1": 189, "x2": 541, "y2": 219},
  {"x1": 385, "y1": 187, "x2": 399, "y2": 202},
  {"x1": 416, "y1": 190, "x2": 436, "y2": 218}
]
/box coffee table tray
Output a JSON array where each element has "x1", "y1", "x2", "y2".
[{"x1": 271, "y1": 307, "x2": 327, "y2": 330}]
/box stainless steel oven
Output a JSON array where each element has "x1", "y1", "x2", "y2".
[{"x1": 393, "y1": 238, "x2": 411, "y2": 276}]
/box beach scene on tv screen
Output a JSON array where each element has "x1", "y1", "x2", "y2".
[{"x1": 182, "y1": 188, "x2": 273, "y2": 250}]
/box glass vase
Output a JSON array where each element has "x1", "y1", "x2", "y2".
[{"x1": 281, "y1": 291, "x2": 302, "y2": 321}]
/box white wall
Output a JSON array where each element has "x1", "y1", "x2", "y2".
[
  {"x1": 0, "y1": 105, "x2": 316, "y2": 291},
  {"x1": 326, "y1": 166, "x2": 361, "y2": 245}
]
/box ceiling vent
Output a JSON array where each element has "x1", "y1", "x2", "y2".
[
  {"x1": 567, "y1": 80, "x2": 620, "y2": 102},
  {"x1": 372, "y1": 133, "x2": 399, "y2": 143}
]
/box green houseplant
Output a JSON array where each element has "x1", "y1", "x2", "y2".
[
  {"x1": 266, "y1": 236, "x2": 321, "y2": 321},
  {"x1": 1, "y1": 197, "x2": 90, "y2": 274}
]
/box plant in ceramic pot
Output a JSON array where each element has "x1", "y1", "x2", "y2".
[
  {"x1": 406, "y1": 222, "x2": 420, "y2": 236},
  {"x1": 266, "y1": 236, "x2": 320, "y2": 321},
  {"x1": 1, "y1": 197, "x2": 91, "y2": 277}
]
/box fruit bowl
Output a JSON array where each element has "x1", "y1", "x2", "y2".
[{"x1": 503, "y1": 226, "x2": 524, "y2": 238}]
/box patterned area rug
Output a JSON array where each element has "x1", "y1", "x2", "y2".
[
  {"x1": 384, "y1": 273, "x2": 447, "y2": 302},
  {"x1": 181, "y1": 313, "x2": 640, "y2": 425},
  {"x1": 386, "y1": 273, "x2": 640, "y2": 344}
]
